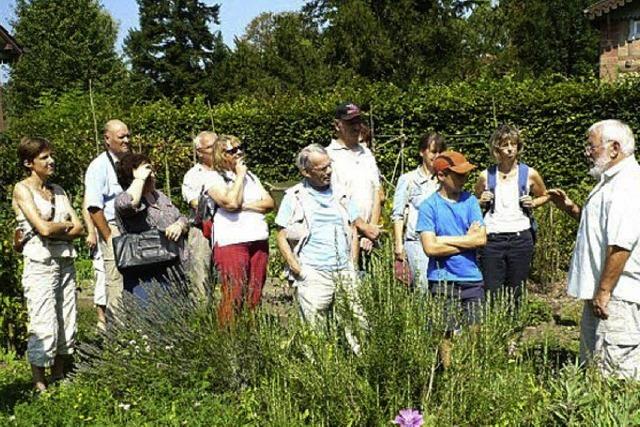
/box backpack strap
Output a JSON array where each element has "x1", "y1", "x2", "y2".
[
  {"x1": 517, "y1": 163, "x2": 529, "y2": 197},
  {"x1": 487, "y1": 165, "x2": 497, "y2": 213}
]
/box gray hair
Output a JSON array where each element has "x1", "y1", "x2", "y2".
[
  {"x1": 588, "y1": 120, "x2": 635, "y2": 155},
  {"x1": 296, "y1": 143, "x2": 327, "y2": 172},
  {"x1": 193, "y1": 131, "x2": 217, "y2": 149}
]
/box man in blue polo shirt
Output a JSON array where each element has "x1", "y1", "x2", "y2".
[{"x1": 416, "y1": 150, "x2": 486, "y2": 367}]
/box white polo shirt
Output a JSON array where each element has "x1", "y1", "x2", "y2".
[
  {"x1": 181, "y1": 163, "x2": 219, "y2": 206},
  {"x1": 567, "y1": 155, "x2": 640, "y2": 304},
  {"x1": 326, "y1": 139, "x2": 381, "y2": 222}
]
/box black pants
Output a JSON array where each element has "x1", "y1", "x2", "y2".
[{"x1": 480, "y1": 229, "x2": 534, "y2": 305}]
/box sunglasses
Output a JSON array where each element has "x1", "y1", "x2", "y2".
[{"x1": 225, "y1": 144, "x2": 244, "y2": 155}]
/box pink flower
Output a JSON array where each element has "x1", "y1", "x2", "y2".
[{"x1": 393, "y1": 408, "x2": 424, "y2": 427}]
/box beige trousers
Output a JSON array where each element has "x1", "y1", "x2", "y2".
[
  {"x1": 99, "y1": 223, "x2": 123, "y2": 318},
  {"x1": 184, "y1": 226, "x2": 212, "y2": 299},
  {"x1": 22, "y1": 257, "x2": 77, "y2": 367}
]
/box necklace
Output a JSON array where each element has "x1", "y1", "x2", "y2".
[{"x1": 498, "y1": 167, "x2": 517, "y2": 180}]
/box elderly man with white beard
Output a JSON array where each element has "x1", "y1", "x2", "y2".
[{"x1": 549, "y1": 120, "x2": 640, "y2": 379}]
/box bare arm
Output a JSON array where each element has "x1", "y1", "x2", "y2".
[
  {"x1": 88, "y1": 208, "x2": 112, "y2": 241},
  {"x1": 529, "y1": 168, "x2": 550, "y2": 208},
  {"x1": 592, "y1": 246, "x2": 632, "y2": 319},
  {"x1": 56, "y1": 194, "x2": 84, "y2": 240},
  {"x1": 13, "y1": 183, "x2": 73, "y2": 238},
  {"x1": 242, "y1": 183, "x2": 275, "y2": 213},
  {"x1": 82, "y1": 196, "x2": 98, "y2": 249},
  {"x1": 438, "y1": 223, "x2": 487, "y2": 249},
  {"x1": 370, "y1": 186, "x2": 382, "y2": 226},
  {"x1": 474, "y1": 171, "x2": 493, "y2": 209},
  {"x1": 548, "y1": 189, "x2": 581, "y2": 221},
  {"x1": 208, "y1": 163, "x2": 247, "y2": 211},
  {"x1": 276, "y1": 228, "x2": 302, "y2": 277},
  {"x1": 393, "y1": 219, "x2": 405, "y2": 260},
  {"x1": 420, "y1": 231, "x2": 462, "y2": 257}
]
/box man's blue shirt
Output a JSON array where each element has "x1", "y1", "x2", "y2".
[{"x1": 416, "y1": 191, "x2": 484, "y2": 282}]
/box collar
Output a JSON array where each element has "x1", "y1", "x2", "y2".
[
  {"x1": 328, "y1": 139, "x2": 364, "y2": 153},
  {"x1": 105, "y1": 150, "x2": 119, "y2": 163},
  {"x1": 602, "y1": 155, "x2": 637, "y2": 181},
  {"x1": 415, "y1": 166, "x2": 434, "y2": 184}
]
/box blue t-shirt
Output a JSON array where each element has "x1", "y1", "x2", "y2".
[
  {"x1": 415, "y1": 191, "x2": 484, "y2": 282},
  {"x1": 275, "y1": 185, "x2": 359, "y2": 271}
]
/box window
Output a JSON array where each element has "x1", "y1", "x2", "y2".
[{"x1": 629, "y1": 19, "x2": 640, "y2": 41}]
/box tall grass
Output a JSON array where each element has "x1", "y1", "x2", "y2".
[{"x1": 4, "y1": 242, "x2": 640, "y2": 425}]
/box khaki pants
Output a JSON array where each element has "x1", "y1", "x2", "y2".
[
  {"x1": 184, "y1": 227, "x2": 211, "y2": 299},
  {"x1": 92, "y1": 244, "x2": 106, "y2": 306},
  {"x1": 295, "y1": 265, "x2": 366, "y2": 353},
  {"x1": 99, "y1": 223, "x2": 123, "y2": 319},
  {"x1": 22, "y1": 257, "x2": 76, "y2": 367},
  {"x1": 581, "y1": 298, "x2": 640, "y2": 380}
]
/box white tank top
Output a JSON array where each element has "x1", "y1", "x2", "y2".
[
  {"x1": 16, "y1": 183, "x2": 77, "y2": 260},
  {"x1": 483, "y1": 171, "x2": 531, "y2": 233}
]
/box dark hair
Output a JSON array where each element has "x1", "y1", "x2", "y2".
[
  {"x1": 418, "y1": 133, "x2": 446, "y2": 153},
  {"x1": 18, "y1": 137, "x2": 52, "y2": 173},
  {"x1": 116, "y1": 152, "x2": 151, "y2": 189}
]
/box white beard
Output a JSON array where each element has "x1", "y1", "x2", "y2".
[{"x1": 588, "y1": 154, "x2": 610, "y2": 179}]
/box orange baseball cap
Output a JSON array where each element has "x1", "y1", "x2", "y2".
[{"x1": 433, "y1": 151, "x2": 476, "y2": 174}]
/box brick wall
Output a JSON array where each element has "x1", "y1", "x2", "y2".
[{"x1": 598, "y1": 19, "x2": 640, "y2": 81}]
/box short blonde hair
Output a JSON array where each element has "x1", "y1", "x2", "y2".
[{"x1": 488, "y1": 124, "x2": 523, "y2": 159}]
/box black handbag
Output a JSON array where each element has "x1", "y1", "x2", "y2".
[{"x1": 113, "y1": 227, "x2": 180, "y2": 274}]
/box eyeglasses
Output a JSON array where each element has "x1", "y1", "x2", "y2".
[
  {"x1": 225, "y1": 144, "x2": 244, "y2": 155},
  {"x1": 584, "y1": 143, "x2": 606, "y2": 154}
]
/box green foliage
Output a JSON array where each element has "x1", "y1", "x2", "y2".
[
  {"x1": 500, "y1": 0, "x2": 599, "y2": 77},
  {"x1": 7, "y1": 0, "x2": 124, "y2": 115},
  {"x1": 2, "y1": 247, "x2": 640, "y2": 425},
  {"x1": 3, "y1": 76, "x2": 640, "y2": 352},
  {"x1": 124, "y1": 0, "x2": 228, "y2": 101}
]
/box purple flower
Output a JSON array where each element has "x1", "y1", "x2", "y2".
[{"x1": 393, "y1": 408, "x2": 424, "y2": 427}]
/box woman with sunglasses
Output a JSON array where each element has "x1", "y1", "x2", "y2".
[
  {"x1": 12, "y1": 137, "x2": 84, "y2": 391},
  {"x1": 114, "y1": 152, "x2": 190, "y2": 301},
  {"x1": 207, "y1": 135, "x2": 274, "y2": 325}
]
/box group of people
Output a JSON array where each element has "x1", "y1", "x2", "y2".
[{"x1": 12, "y1": 101, "x2": 640, "y2": 390}]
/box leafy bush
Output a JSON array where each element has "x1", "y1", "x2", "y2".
[
  {"x1": 3, "y1": 246, "x2": 640, "y2": 425},
  {"x1": 3, "y1": 76, "x2": 640, "y2": 351}
]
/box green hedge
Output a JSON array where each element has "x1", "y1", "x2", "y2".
[{"x1": 2, "y1": 77, "x2": 640, "y2": 350}]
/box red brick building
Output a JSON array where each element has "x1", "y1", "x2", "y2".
[{"x1": 587, "y1": 0, "x2": 640, "y2": 81}]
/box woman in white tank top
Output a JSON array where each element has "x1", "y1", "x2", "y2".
[
  {"x1": 12, "y1": 137, "x2": 84, "y2": 391},
  {"x1": 474, "y1": 125, "x2": 551, "y2": 306}
]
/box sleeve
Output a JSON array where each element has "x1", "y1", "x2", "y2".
[
  {"x1": 391, "y1": 173, "x2": 409, "y2": 220},
  {"x1": 367, "y1": 150, "x2": 381, "y2": 189},
  {"x1": 467, "y1": 195, "x2": 485, "y2": 226},
  {"x1": 347, "y1": 198, "x2": 360, "y2": 222},
  {"x1": 181, "y1": 169, "x2": 199, "y2": 205},
  {"x1": 115, "y1": 192, "x2": 145, "y2": 218},
  {"x1": 84, "y1": 160, "x2": 106, "y2": 210},
  {"x1": 163, "y1": 192, "x2": 189, "y2": 227},
  {"x1": 274, "y1": 193, "x2": 294, "y2": 228},
  {"x1": 415, "y1": 199, "x2": 436, "y2": 234},
  {"x1": 606, "y1": 185, "x2": 640, "y2": 250}
]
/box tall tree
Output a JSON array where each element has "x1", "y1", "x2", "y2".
[
  {"x1": 500, "y1": 0, "x2": 599, "y2": 76},
  {"x1": 124, "y1": 0, "x2": 227, "y2": 100},
  {"x1": 303, "y1": 0, "x2": 477, "y2": 83},
  {"x1": 219, "y1": 12, "x2": 335, "y2": 98},
  {"x1": 8, "y1": 0, "x2": 123, "y2": 114}
]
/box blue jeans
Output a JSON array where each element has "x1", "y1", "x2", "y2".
[
  {"x1": 480, "y1": 229, "x2": 534, "y2": 305},
  {"x1": 404, "y1": 240, "x2": 429, "y2": 292}
]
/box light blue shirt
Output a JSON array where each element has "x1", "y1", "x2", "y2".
[
  {"x1": 391, "y1": 167, "x2": 439, "y2": 241},
  {"x1": 416, "y1": 191, "x2": 484, "y2": 282},
  {"x1": 276, "y1": 184, "x2": 359, "y2": 271},
  {"x1": 84, "y1": 151, "x2": 123, "y2": 223}
]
